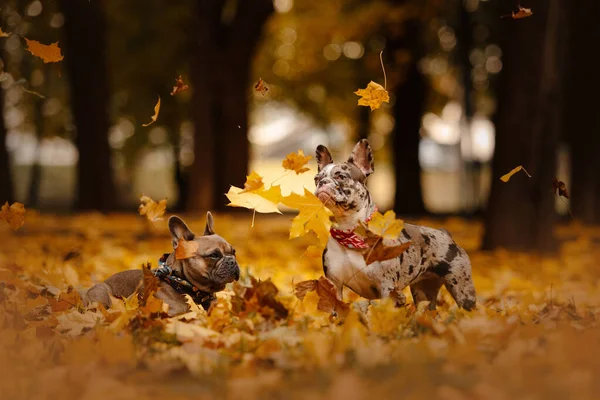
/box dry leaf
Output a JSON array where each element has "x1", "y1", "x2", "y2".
[
  {"x1": 0, "y1": 28, "x2": 11, "y2": 37},
  {"x1": 138, "y1": 263, "x2": 159, "y2": 306},
  {"x1": 24, "y1": 39, "x2": 64, "y2": 63},
  {"x1": 552, "y1": 179, "x2": 569, "y2": 199},
  {"x1": 175, "y1": 238, "x2": 200, "y2": 260},
  {"x1": 0, "y1": 202, "x2": 26, "y2": 230},
  {"x1": 138, "y1": 195, "x2": 167, "y2": 222},
  {"x1": 232, "y1": 277, "x2": 288, "y2": 320},
  {"x1": 294, "y1": 276, "x2": 349, "y2": 318},
  {"x1": 282, "y1": 150, "x2": 312, "y2": 174},
  {"x1": 142, "y1": 96, "x2": 161, "y2": 127},
  {"x1": 511, "y1": 6, "x2": 533, "y2": 19},
  {"x1": 366, "y1": 210, "x2": 404, "y2": 240},
  {"x1": 354, "y1": 81, "x2": 389, "y2": 111},
  {"x1": 282, "y1": 189, "x2": 333, "y2": 246},
  {"x1": 363, "y1": 236, "x2": 412, "y2": 264},
  {"x1": 242, "y1": 171, "x2": 265, "y2": 193},
  {"x1": 226, "y1": 172, "x2": 283, "y2": 216},
  {"x1": 170, "y1": 75, "x2": 189, "y2": 96},
  {"x1": 500, "y1": 165, "x2": 532, "y2": 182},
  {"x1": 254, "y1": 78, "x2": 268, "y2": 95}
]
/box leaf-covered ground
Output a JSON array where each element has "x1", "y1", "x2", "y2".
[{"x1": 1, "y1": 213, "x2": 600, "y2": 400}]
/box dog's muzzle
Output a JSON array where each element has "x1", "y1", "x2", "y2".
[{"x1": 214, "y1": 256, "x2": 240, "y2": 283}]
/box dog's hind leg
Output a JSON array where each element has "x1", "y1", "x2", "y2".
[
  {"x1": 442, "y1": 265, "x2": 477, "y2": 311},
  {"x1": 410, "y1": 276, "x2": 443, "y2": 310},
  {"x1": 83, "y1": 283, "x2": 112, "y2": 308}
]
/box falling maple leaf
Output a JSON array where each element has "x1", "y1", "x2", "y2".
[
  {"x1": 294, "y1": 276, "x2": 349, "y2": 318},
  {"x1": 282, "y1": 189, "x2": 333, "y2": 246},
  {"x1": 24, "y1": 38, "x2": 64, "y2": 63},
  {"x1": 138, "y1": 195, "x2": 167, "y2": 222},
  {"x1": 500, "y1": 165, "x2": 532, "y2": 182},
  {"x1": 175, "y1": 238, "x2": 200, "y2": 260},
  {"x1": 354, "y1": 211, "x2": 410, "y2": 264},
  {"x1": 365, "y1": 210, "x2": 404, "y2": 240},
  {"x1": 254, "y1": 78, "x2": 268, "y2": 95},
  {"x1": 170, "y1": 75, "x2": 189, "y2": 96},
  {"x1": 355, "y1": 81, "x2": 389, "y2": 111},
  {"x1": 142, "y1": 96, "x2": 161, "y2": 127},
  {"x1": 552, "y1": 179, "x2": 569, "y2": 199},
  {"x1": 502, "y1": 6, "x2": 533, "y2": 19},
  {"x1": 282, "y1": 150, "x2": 312, "y2": 174},
  {"x1": 241, "y1": 171, "x2": 265, "y2": 193},
  {"x1": 0, "y1": 28, "x2": 11, "y2": 37},
  {"x1": 0, "y1": 202, "x2": 26, "y2": 231}
]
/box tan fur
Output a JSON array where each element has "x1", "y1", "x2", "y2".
[{"x1": 82, "y1": 213, "x2": 239, "y2": 316}]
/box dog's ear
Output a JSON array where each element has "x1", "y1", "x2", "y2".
[
  {"x1": 316, "y1": 145, "x2": 333, "y2": 171},
  {"x1": 168, "y1": 216, "x2": 195, "y2": 248},
  {"x1": 348, "y1": 139, "x2": 374, "y2": 177},
  {"x1": 204, "y1": 212, "x2": 215, "y2": 236}
]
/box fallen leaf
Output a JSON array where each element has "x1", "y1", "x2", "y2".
[
  {"x1": 254, "y1": 78, "x2": 268, "y2": 95},
  {"x1": 24, "y1": 39, "x2": 64, "y2": 63},
  {"x1": 511, "y1": 6, "x2": 533, "y2": 19},
  {"x1": 294, "y1": 276, "x2": 349, "y2": 318},
  {"x1": 552, "y1": 179, "x2": 569, "y2": 199},
  {"x1": 175, "y1": 238, "x2": 200, "y2": 260},
  {"x1": 500, "y1": 165, "x2": 532, "y2": 182},
  {"x1": 282, "y1": 150, "x2": 312, "y2": 174},
  {"x1": 138, "y1": 263, "x2": 159, "y2": 306},
  {"x1": 0, "y1": 28, "x2": 11, "y2": 37},
  {"x1": 363, "y1": 239, "x2": 412, "y2": 265},
  {"x1": 282, "y1": 189, "x2": 333, "y2": 246},
  {"x1": 232, "y1": 276, "x2": 288, "y2": 320},
  {"x1": 0, "y1": 202, "x2": 26, "y2": 230},
  {"x1": 142, "y1": 96, "x2": 161, "y2": 127},
  {"x1": 170, "y1": 75, "x2": 189, "y2": 96},
  {"x1": 354, "y1": 81, "x2": 389, "y2": 111},
  {"x1": 138, "y1": 195, "x2": 167, "y2": 222}
]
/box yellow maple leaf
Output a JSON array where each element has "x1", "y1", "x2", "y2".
[
  {"x1": 354, "y1": 81, "x2": 389, "y2": 111},
  {"x1": 500, "y1": 165, "x2": 532, "y2": 182},
  {"x1": 0, "y1": 202, "x2": 26, "y2": 231},
  {"x1": 138, "y1": 195, "x2": 167, "y2": 221},
  {"x1": 241, "y1": 170, "x2": 265, "y2": 192},
  {"x1": 24, "y1": 38, "x2": 64, "y2": 63},
  {"x1": 142, "y1": 96, "x2": 161, "y2": 127},
  {"x1": 282, "y1": 189, "x2": 332, "y2": 246},
  {"x1": 0, "y1": 28, "x2": 11, "y2": 37},
  {"x1": 226, "y1": 185, "x2": 282, "y2": 214},
  {"x1": 367, "y1": 210, "x2": 404, "y2": 240},
  {"x1": 282, "y1": 150, "x2": 312, "y2": 174}
]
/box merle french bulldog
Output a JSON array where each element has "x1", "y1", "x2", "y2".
[
  {"x1": 314, "y1": 139, "x2": 476, "y2": 310},
  {"x1": 83, "y1": 213, "x2": 240, "y2": 316}
]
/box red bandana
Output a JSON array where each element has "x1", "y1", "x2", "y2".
[{"x1": 330, "y1": 207, "x2": 378, "y2": 250}]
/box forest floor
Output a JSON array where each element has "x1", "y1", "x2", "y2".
[{"x1": 1, "y1": 212, "x2": 600, "y2": 400}]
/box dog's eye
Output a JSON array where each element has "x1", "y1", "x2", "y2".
[{"x1": 208, "y1": 251, "x2": 221, "y2": 259}]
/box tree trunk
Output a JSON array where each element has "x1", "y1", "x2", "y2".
[
  {"x1": 187, "y1": 0, "x2": 273, "y2": 212},
  {"x1": 564, "y1": 1, "x2": 600, "y2": 224},
  {"x1": 482, "y1": 0, "x2": 566, "y2": 252},
  {"x1": 0, "y1": 81, "x2": 12, "y2": 203},
  {"x1": 60, "y1": 0, "x2": 115, "y2": 211},
  {"x1": 389, "y1": 18, "x2": 426, "y2": 216}
]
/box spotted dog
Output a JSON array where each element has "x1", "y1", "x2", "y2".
[{"x1": 315, "y1": 139, "x2": 476, "y2": 310}]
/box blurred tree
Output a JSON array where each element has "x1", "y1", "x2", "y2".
[
  {"x1": 564, "y1": 1, "x2": 600, "y2": 225},
  {"x1": 186, "y1": 0, "x2": 273, "y2": 211},
  {"x1": 60, "y1": 0, "x2": 115, "y2": 211},
  {"x1": 387, "y1": 2, "x2": 426, "y2": 216},
  {"x1": 0, "y1": 79, "x2": 11, "y2": 203},
  {"x1": 483, "y1": 0, "x2": 566, "y2": 252}
]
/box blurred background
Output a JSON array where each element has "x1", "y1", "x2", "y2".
[{"x1": 1, "y1": 0, "x2": 599, "y2": 252}]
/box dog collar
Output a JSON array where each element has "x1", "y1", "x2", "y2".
[
  {"x1": 329, "y1": 206, "x2": 378, "y2": 250},
  {"x1": 156, "y1": 253, "x2": 216, "y2": 310}
]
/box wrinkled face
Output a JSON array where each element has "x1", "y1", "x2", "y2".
[
  {"x1": 314, "y1": 139, "x2": 374, "y2": 216},
  {"x1": 314, "y1": 163, "x2": 370, "y2": 215},
  {"x1": 182, "y1": 234, "x2": 240, "y2": 290},
  {"x1": 169, "y1": 213, "x2": 240, "y2": 292}
]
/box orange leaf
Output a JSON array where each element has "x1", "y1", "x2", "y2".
[
  {"x1": 0, "y1": 202, "x2": 26, "y2": 230},
  {"x1": 282, "y1": 150, "x2": 312, "y2": 174},
  {"x1": 138, "y1": 195, "x2": 167, "y2": 222},
  {"x1": 254, "y1": 78, "x2": 268, "y2": 95},
  {"x1": 175, "y1": 238, "x2": 199, "y2": 260},
  {"x1": 0, "y1": 27, "x2": 11, "y2": 37},
  {"x1": 142, "y1": 96, "x2": 161, "y2": 127},
  {"x1": 355, "y1": 81, "x2": 389, "y2": 111},
  {"x1": 24, "y1": 38, "x2": 64, "y2": 63},
  {"x1": 241, "y1": 171, "x2": 265, "y2": 193},
  {"x1": 294, "y1": 276, "x2": 349, "y2": 318},
  {"x1": 500, "y1": 165, "x2": 532, "y2": 182},
  {"x1": 170, "y1": 75, "x2": 189, "y2": 96}
]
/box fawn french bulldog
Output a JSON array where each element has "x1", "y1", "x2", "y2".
[
  {"x1": 315, "y1": 139, "x2": 476, "y2": 310},
  {"x1": 83, "y1": 213, "x2": 239, "y2": 316}
]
